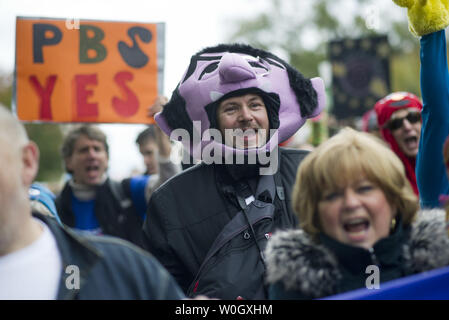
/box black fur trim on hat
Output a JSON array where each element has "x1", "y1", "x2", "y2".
[
  {"x1": 285, "y1": 64, "x2": 317, "y2": 118},
  {"x1": 160, "y1": 87, "x2": 194, "y2": 139}
]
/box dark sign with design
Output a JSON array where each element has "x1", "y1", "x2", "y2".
[{"x1": 329, "y1": 36, "x2": 390, "y2": 120}]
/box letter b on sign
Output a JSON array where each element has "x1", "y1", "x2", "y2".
[
  {"x1": 365, "y1": 265, "x2": 380, "y2": 289},
  {"x1": 65, "y1": 265, "x2": 80, "y2": 290},
  {"x1": 79, "y1": 25, "x2": 107, "y2": 63}
]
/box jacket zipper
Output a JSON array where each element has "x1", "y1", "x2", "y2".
[{"x1": 368, "y1": 247, "x2": 379, "y2": 266}]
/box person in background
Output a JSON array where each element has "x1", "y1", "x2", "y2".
[
  {"x1": 265, "y1": 127, "x2": 449, "y2": 299},
  {"x1": 135, "y1": 125, "x2": 162, "y2": 175},
  {"x1": 360, "y1": 108, "x2": 381, "y2": 139},
  {"x1": 145, "y1": 97, "x2": 198, "y2": 171},
  {"x1": 125, "y1": 96, "x2": 181, "y2": 206},
  {"x1": 56, "y1": 125, "x2": 145, "y2": 247},
  {"x1": 374, "y1": 91, "x2": 422, "y2": 196},
  {"x1": 391, "y1": 0, "x2": 449, "y2": 239},
  {"x1": 0, "y1": 106, "x2": 184, "y2": 300}
]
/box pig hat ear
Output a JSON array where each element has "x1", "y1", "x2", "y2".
[{"x1": 156, "y1": 43, "x2": 325, "y2": 157}]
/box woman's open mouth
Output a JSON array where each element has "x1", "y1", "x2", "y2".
[{"x1": 343, "y1": 218, "x2": 370, "y2": 241}]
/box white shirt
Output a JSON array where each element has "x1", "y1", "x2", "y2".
[{"x1": 0, "y1": 218, "x2": 62, "y2": 300}]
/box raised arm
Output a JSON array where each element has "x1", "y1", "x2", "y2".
[
  {"x1": 393, "y1": 0, "x2": 449, "y2": 208},
  {"x1": 417, "y1": 29, "x2": 449, "y2": 208}
]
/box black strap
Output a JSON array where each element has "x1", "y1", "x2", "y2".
[
  {"x1": 187, "y1": 174, "x2": 277, "y2": 296},
  {"x1": 273, "y1": 171, "x2": 289, "y2": 218},
  {"x1": 108, "y1": 179, "x2": 132, "y2": 210},
  {"x1": 234, "y1": 174, "x2": 277, "y2": 263},
  {"x1": 187, "y1": 193, "x2": 276, "y2": 295},
  {"x1": 236, "y1": 195, "x2": 266, "y2": 263}
]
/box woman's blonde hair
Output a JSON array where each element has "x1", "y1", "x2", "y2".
[{"x1": 292, "y1": 127, "x2": 418, "y2": 236}]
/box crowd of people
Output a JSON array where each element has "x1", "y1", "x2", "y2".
[{"x1": 1, "y1": 0, "x2": 449, "y2": 300}]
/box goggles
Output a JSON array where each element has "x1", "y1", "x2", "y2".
[{"x1": 385, "y1": 111, "x2": 421, "y2": 131}]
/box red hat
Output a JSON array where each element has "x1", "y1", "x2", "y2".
[
  {"x1": 374, "y1": 92, "x2": 422, "y2": 128},
  {"x1": 374, "y1": 92, "x2": 423, "y2": 196}
]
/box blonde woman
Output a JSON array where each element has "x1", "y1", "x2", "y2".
[{"x1": 265, "y1": 128, "x2": 449, "y2": 299}]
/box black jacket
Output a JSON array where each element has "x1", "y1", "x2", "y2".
[
  {"x1": 56, "y1": 178, "x2": 145, "y2": 247},
  {"x1": 34, "y1": 213, "x2": 185, "y2": 300},
  {"x1": 143, "y1": 148, "x2": 307, "y2": 298},
  {"x1": 265, "y1": 210, "x2": 449, "y2": 299}
]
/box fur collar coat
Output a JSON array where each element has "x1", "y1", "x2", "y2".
[{"x1": 265, "y1": 209, "x2": 449, "y2": 299}]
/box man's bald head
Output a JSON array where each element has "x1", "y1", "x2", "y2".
[
  {"x1": 0, "y1": 106, "x2": 39, "y2": 192},
  {"x1": 0, "y1": 106, "x2": 29, "y2": 151},
  {"x1": 0, "y1": 106, "x2": 42, "y2": 256}
]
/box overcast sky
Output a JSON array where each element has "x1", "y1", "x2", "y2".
[{"x1": 0, "y1": 0, "x2": 404, "y2": 180}]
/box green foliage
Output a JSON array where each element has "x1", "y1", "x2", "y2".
[
  {"x1": 312, "y1": 1, "x2": 341, "y2": 36},
  {"x1": 25, "y1": 123, "x2": 64, "y2": 182},
  {"x1": 0, "y1": 74, "x2": 12, "y2": 107},
  {"x1": 391, "y1": 50, "x2": 420, "y2": 95},
  {"x1": 289, "y1": 50, "x2": 326, "y2": 79}
]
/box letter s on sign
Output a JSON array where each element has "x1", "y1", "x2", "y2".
[
  {"x1": 112, "y1": 71, "x2": 139, "y2": 117},
  {"x1": 118, "y1": 26, "x2": 152, "y2": 68}
]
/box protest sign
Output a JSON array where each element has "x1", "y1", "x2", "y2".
[{"x1": 14, "y1": 17, "x2": 165, "y2": 124}]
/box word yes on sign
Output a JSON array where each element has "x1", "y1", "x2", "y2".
[{"x1": 14, "y1": 17, "x2": 165, "y2": 124}]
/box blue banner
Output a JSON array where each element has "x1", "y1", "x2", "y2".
[{"x1": 322, "y1": 266, "x2": 449, "y2": 300}]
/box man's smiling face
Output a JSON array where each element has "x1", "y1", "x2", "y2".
[{"x1": 216, "y1": 93, "x2": 270, "y2": 149}]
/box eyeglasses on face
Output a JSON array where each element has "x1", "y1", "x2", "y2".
[{"x1": 385, "y1": 111, "x2": 421, "y2": 131}]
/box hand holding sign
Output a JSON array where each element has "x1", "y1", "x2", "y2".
[{"x1": 147, "y1": 95, "x2": 168, "y2": 118}]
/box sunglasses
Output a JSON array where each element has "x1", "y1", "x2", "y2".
[{"x1": 385, "y1": 111, "x2": 421, "y2": 131}]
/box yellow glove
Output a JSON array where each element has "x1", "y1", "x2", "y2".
[{"x1": 393, "y1": 0, "x2": 449, "y2": 36}]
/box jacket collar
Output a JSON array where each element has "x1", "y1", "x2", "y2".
[{"x1": 33, "y1": 212, "x2": 102, "y2": 300}]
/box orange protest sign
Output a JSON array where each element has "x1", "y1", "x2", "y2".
[{"x1": 14, "y1": 17, "x2": 165, "y2": 124}]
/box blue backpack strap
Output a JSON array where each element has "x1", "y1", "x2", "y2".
[
  {"x1": 128, "y1": 175, "x2": 150, "y2": 220},
  {"x1": 29, "y1": 183, "x2": 63, "y2": 226}
]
